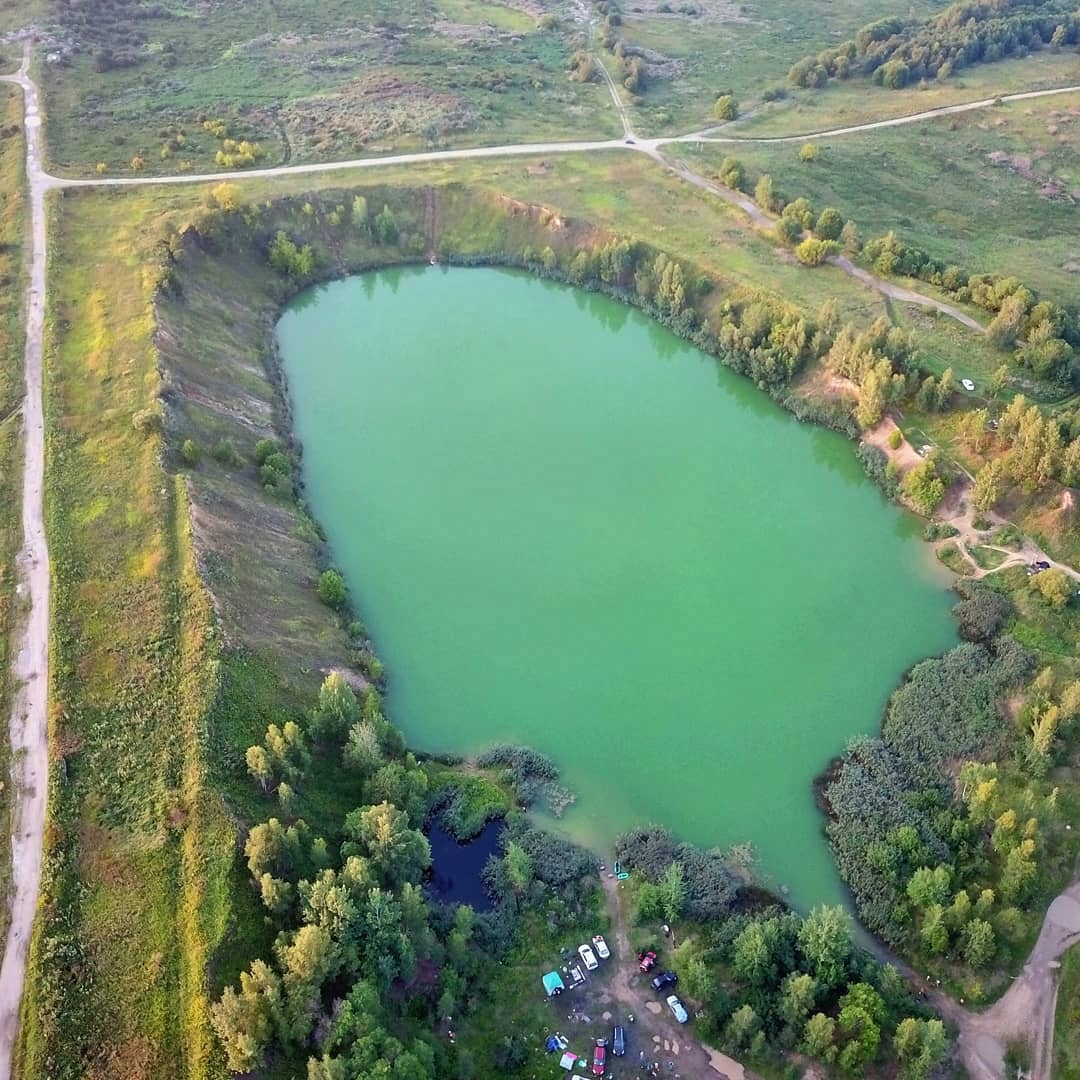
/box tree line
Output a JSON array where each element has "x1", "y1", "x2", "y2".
[
  {"x1": 788, "y1": 0, "x2": 1080, "y2": 90},
  {"x1": 714, "y1": 154, "x2": 1078, "y2": 386}
]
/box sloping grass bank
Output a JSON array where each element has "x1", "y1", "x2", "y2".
[
  {"x1": 17, "y1": 189, "x2": 231, "y2": 1079},
  {"x1": 0, "y1": 81, "x2": 27, "y2": 955}
]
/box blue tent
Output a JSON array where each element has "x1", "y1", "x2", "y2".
[{"x1": 542, "y1": 971, "x2": 566, "y2": 997}]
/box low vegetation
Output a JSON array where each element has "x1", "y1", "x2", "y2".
[
  {"x1": 39, "y1": 0, "x2": 620, "y2": 175},
  {"x1": 0, "y1": 83, "x2": 25, "y2": 949},
  {"x1": 16, "y1": 44, "x2": 1080, "y2": 1069}
]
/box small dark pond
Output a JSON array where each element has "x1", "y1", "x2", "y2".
[{"x1": 426, "y1": 818, "x2": 505, "y2": 911}]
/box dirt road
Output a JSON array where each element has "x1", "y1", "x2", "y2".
[
  {"x1": 0, "y1": 45, "x2": 52, "y2": 1080},
  {"x1": 596, "y1": 873, "x2": 750, "y2": 1080},
  {"x1": 948, "y1": 878, "x2": 1080, "y2": 1080}
]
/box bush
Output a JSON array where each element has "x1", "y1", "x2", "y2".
[
  {"x1": 132, "y1": 405, "x2": 164, "y2": 434},
  {"x1": 212, "y1": 437, "x2": 240, "y2": 466},
  {"x1": 476, "y1": 745, "x2": 559, "y2": 783},
  {"x1": 615, "y1": 825, "x2": 740, "y2": 919},
  {"x1": 430, "y1": 775, "x2": 511, "y2": 838},
  {"x1": 318, "y1": 569, "x2": 347, "y2": 608},
  {"x1": 181, "y1": 438, "x2": 201, "y2": 465},
  {"x1": 952, "y1": 581, "x2": 1011, "y2": 642},
  {"x1": 856, "y1": 444, "x2": 897, "y2": 497}
]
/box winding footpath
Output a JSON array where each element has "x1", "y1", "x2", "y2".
[
  {"x1": 0, "y1": 39, "x2": 1077, "y2": 1079},
  {"x1": 0, "y1": 47, "x2": 51, "y2": 1080}
]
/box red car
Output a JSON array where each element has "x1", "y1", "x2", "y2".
[
  {"x1": 638, "y1": 950, "x2": 657, "y2": 973},
  {"x1": 592, "y1": 1037, "x2": 608, "y2": 1076}
]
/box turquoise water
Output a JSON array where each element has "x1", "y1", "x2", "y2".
[{"x1": 278, "y1": 266, "x2": 956, "y2": 907}]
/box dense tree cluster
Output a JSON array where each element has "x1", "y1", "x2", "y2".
[
  {"x1": 220, "y1": 672, "x2": 601, "y2": 1074},
  {"x1": 788, "y1": 0, "x2": 1080, "y2": 89},
  {"x1": 824, "y1": 638, "x2": 1043, "y2": 957},
  {"x1": 615, "y1": 825, "x2": 742, "y2": 920},
  {"x1": 665, "y1": 902, "x2": 948, "y2": 1076}
]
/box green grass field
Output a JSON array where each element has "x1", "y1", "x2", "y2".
[
  {"x1": 39, "y1": 0, "x2": 620, "y2": 177},
  {"x1": 1056, "y1": 944, "x2": 1080, "y2": 1079},
  {"x1": 613, "y1": 0, "x2": 946, "y2": 135},
  {"x1": 731, "y1": 50, "x2": 1080, "y2": 137},
  {"x1": 676, "y1": 91, "x2": 1080, "y2": 315}
]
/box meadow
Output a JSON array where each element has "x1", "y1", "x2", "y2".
[
  {"x1": 39, "y1": 0, "x2": 619, "y2": 177},
  {"x1": 677, "y1": 91, "x2": 1080, "y2": 314}
]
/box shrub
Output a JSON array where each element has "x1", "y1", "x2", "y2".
[
  {"x1": 180, "y1": 438, "x2": 201, "y2": 465},
  {"x1": 952, "y1": 581, "x2": 1011, "y2": 642},
  {"x1": 317, "y1": 569, "x2": 347, "y2": 608},
  {"x1": 212, "y1": 437, "x2": 240, "y2": 465},
  {"x1": 132, "y1": 405, "x2": 163, "y2": 434},
  {"x1": 887, "y1": 428, "x2": 903, "y2": 450}
]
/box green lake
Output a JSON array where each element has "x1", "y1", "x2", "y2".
[{"x1": 278, "y1": 266, "x2": 956, "y2": 907}]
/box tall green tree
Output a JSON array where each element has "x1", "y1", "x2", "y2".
[{"x1": 798, "y1": 905, "x2": 852, "y2": 988}]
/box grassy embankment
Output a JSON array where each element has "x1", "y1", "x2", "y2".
[
  {"x1": 17, "y1": 185, "x2": 233, "y2": 1079},
  {"x1": 39, "y1": 0, "x2": 620, "y2": 178},
  {"x1": 0, "y1": 81, "x2": 25, "y2": 952},
  {"x1": 1056, "y1": 941, "x2": 1080, "y2": 1078}
]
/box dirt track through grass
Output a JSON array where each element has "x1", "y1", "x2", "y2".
[{"x1": 0, "y1": 46, "x2": 50, "y2": 1080}]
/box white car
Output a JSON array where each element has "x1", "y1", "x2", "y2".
[
  {"x1": 591, "y1": 934, "x2": 610, "y2": 960},
  {"x1": 578, "y1": 943, "x2": 599, "y2": 971},
  {"x1": 961, "y1": 378, "x2": 976, "y2": 391},
  {"x1": 667, "y1": 995, "x2": 688, "y2": 1024}
]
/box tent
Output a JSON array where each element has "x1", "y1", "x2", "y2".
[
  {"x1": 542, "y1": 971, "x2": 566, "y2": 997},
  {"x1": 558, "y1": 1052, "x2": 578, "y2": 1071}
]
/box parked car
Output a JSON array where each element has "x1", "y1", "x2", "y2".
[
  {"x1": 666, "y1": 995, "x2": 688, "y2": 1024},
  {"x1": 961, "y1": 378, "x2": 976, "y2": 391},
  {"x1": 592, "y1": 1038, "x2": 608, "y2": 1076},
  {"x1": 592, "y1": 934, "x2": 610, "y2": 960},
  {"x1": 638, "y1": 949, "x2": 657, "y2": 973},
  {"x1": 612, "y1": 1025, "x2": 626, "y2": 1056},
  {"x1": 578, "y1": 943, "x2": 599, "y2": 971},
  {"x1": 651, "y1": 971, "x2": 678, "y2": 992}
]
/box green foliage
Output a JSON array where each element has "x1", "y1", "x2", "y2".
[
  {"x1": 373, "y1": 204, "x2": 400, "y2": 245},
  {"x1": 268, "y1": 230, "x2": 315, "y2": 278},
  {"x1": 317, "y1": 569, "x2": 347, "y2": 609},
  {"x1": 1032, "y1": 567, "x2": 1072, "y2": 609},
  {"x1": 616, "y1": 825, "x2": 740, "y2": 920},
  {"x1": 900, "y1": 457, "x2": 945, "y2": 516},
  {"x1": 788, "y1": 0, "x2": 1080, "y2": 92},
  {"x1": 795, "y1": 236, "x2": 837, "y2": 267},
  {"x1": 712, "y1": 94, "x2": 739, "y2": 121},
  {"x1": 181, "y1": 438, "x2": 201, "y2": 465},
  {"x1": 310, "y1": 672, "x2": 360, "y2": 741}
]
